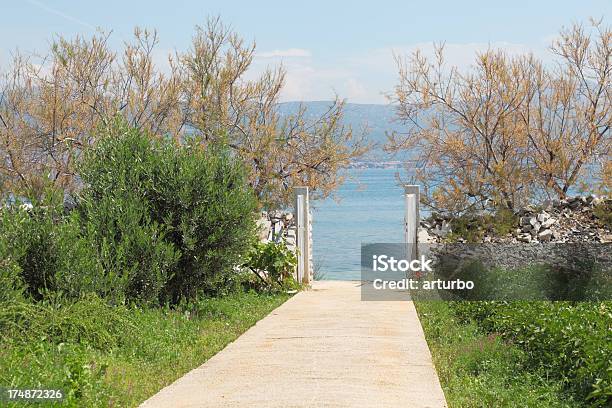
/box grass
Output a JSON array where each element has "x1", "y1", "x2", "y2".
[
  {"x1": 0, "y1": 291, "x2": 289, "y2": 407},
  {"x1": 415, "y1": 300, "x2": 582, "y2": 407}
]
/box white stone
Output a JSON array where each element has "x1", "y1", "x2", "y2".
[
  {"x1": 432, "y1": 221, "x2": 451, "y2": 237},
  {"x1": 541, "y1": 218, "x2": 557, "y2": 229},
  {"x1": 418, "y1": 228, "x2": 435, "y2": 243},
  {"x1": 256, "y1": 218, "x2": 272, "y2": 241},
  {"x1": 537, "y1": 212, "x2": 549, "y2": 223},
  {"x1": 538, "y1": 229, "x2": 553, "y2": 242}
]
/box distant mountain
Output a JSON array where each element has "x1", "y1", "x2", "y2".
[{"x1": 277, "y1": 101, "x2": 411, "y2": 161}]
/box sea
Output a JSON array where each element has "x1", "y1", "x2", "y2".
[{"x1": 312, "y1": 167, "x2": 413, "y2": 280}]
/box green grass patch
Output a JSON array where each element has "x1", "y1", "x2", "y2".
[
  {"x1": 0, "y1": 291, "x2": 289, "y2": 407},
  {"x1": 415, "y1": 300, "x2": 583, "y2": 407},
  {"x1": 450, "y1": 301, "x2": 612, "y2": 406}
]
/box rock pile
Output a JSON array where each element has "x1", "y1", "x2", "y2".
[
  {"x1": 257, "y1": 210, "x2": 298, "y2": 252},
  {"x1": 420, "y1": 195, "x2": 611, "y2": 244}
]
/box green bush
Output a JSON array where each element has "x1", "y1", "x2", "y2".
[
  {"x1": 0, "y1": 191, "x2": 165, "y2": 305},
  {"x1": 0, "y1": 295, "x2": 134, "y2": 352},
  {"x1": 1, "y1": 121, "x2": 258, "y2": 305},
  {"x1": 0, "y1": 192, "x2": 66, "y2": 300},
  {"x1": 78, "y1": 121, "x2": 257, "y2": 303},
  {"x1": 416, "y1": 300, "x2": 578, "y2": 407},
  {"x1": 73, "y1": 193, "x2": 179, "y2": 305},
  {"x1": 444, "y1": 208, "x2": 518, "y2": 243},
  {"x1": 0, "y1": 258, "x2": 24, "y2": 304},
  {"x1": 592, "y1": 201, "x2": 612, "y2": 229},
  {"x1": 243, "y1": 241, "x2": 298, "y2": 289},
  {"x1": 0, "y1": 210, "x2": 27, "y2": 304}
]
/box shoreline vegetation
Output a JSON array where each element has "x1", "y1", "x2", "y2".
[
  {"x1": 0, "y1": 291, "x2": 289, "y2": 407},
  {"x1": 415, "y1": 301, "x2": 579, "y2": 407},
  {"x1": 415, "y1": 300, "x2": 611, "y2": 407},
  {"x1": 0, "y1": 17, "x2": 352, "y2": 407},
  {"x1": 0, "y1": 12, "x2": 610, "y2": 408},
  {"x1": 0, "y1": 122, "x2": 299, "y2": 406}
]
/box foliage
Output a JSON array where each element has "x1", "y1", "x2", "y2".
[
  {"x1": 0, "y1": 207, "x2": 28, "y2": 304},
  {"x1": 0, "y1": 192, "x2": 178, "y2": 306},
  {"x1": 0, "y1": 295, "x2": 133, "y2": 352},
  {"x1": 415, "y1": 300, "x2": 578, "y2": 407},
  {"x1": 0, "y1": 190, "x2": 94, "y2": 301},
  {"x1": 0, "y1": 292, "x2": 289, "y2": 407},
  {"x1": 0, "y1": 196, "x2": 57, "y2": 300},
  {"x1": 243, "y1": 241, "x2": 298, "y2": 289},
  {"x1": 0, "y1": 256, "x2": 24, "y2": 304},
  {"x1": 0, "y1": 18, "x2": 367, "y2": 206},
  {"x1": 450, "y1": 301, "x2": 612, "y2": 406},
  {"x1": 0, "y1": 121, "x2": 258, "y2": 305},
  {"x1": 77, "y1": 121, "x2": 257, "y2": 302},
  {"x1": 443, "y1": 208, "x2": 518, "y2": 243},
  {"x1": 592, "y1": 201, "x2": 612, "y2": 229},
  {"x1": 388, "y1": 20, "x2": 611, "y2": 214}
]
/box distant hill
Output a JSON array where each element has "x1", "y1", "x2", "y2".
[{"x1": 277, "y1": 101, "x2": 411, "y2": 161}]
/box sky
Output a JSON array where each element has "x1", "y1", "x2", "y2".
[{"x1": 1, "y1": 0, "x2": 611, "y2": 103}]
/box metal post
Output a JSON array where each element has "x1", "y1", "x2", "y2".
[
  {"x1": 294, "y1": 187, "x2": 311, "y2": 284},
  {"x1": 404, "y1": 185, "x2": 420, "y2": 260}
]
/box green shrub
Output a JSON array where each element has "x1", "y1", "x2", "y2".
[
  {"x1": 0, "y1": 191, "x2": 167, "y2": 305},
  {"x1": 73, "y1": 193, "x2": 179, "y2": 305},
  {"x1": 592, "y1": 201, "x2": 612, "y2": 229},
  {"x1": 0, "y1": 295, "x2": 135, "y2": 352},
  {"x1": 243, "y1": 241, "x2": 298, "y2": 289},
  {"x1": 0, "y1": 210, "x2": 27, "y2": 304},
  {"x1": 0, "y1": 192, "x2": 65, "y2": 300},
  {"x1": 0, "y1": 257, "x2": 24, "y2": 304},
  {"x1": 416, "y1": 300, "x2": 578, "y2": 407},
  {"x1": 444, "y1": 208, "x2": 519, "y2": 243},
  {"x1": 0, "y1": 121, "x2": 257, "y2": 305},
  {"x1": 51, "y1": 212, "x2": 113, "y2": 301},
  {"x1": 78, "y1": 121, "x2": 257, "y2": 303}
]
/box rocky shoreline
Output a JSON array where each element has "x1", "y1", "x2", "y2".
[{"x1": 420, "y1": 195, "x2": 611, "y2": 244}]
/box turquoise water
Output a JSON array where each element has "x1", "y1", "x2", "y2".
[{"x1": 312, "y1": 168, "x2": 408, "y2": 280}]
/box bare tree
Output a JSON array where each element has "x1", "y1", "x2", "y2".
[
  {"x1": 0, "y1": 17, "x2": 367, "y2": 207},
  {"x1": 178, "y1": 18, "x2": 367, "y2": 206},
  {"x1": 388, "y1": 20, "x2": 611, "y2": 215},
  {"x1": 521, "y1": 19, "x2": 611, "y2": 198},
  {"x1": 388, "y1": 46, "x2": 534, "y2": 214}
]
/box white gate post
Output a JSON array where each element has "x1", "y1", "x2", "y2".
[
  {"x1": 404, "y1": 185, "x2": 420, "y2": 260},
  {"x1": 294, "y1": 187, "x2": 311, "y2": 284}
]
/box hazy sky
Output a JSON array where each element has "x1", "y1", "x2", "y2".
[{"x1": 1, "y1": 0, "x2": 611, "y2": 103}]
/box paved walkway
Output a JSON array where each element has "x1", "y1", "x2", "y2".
[{"x1": 140, "y1": 280, "x2": 447, "y2": 408}]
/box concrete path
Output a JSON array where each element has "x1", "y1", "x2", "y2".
[{"x1": 140, "y1": 280, "x2": 447, "y2": 408}]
